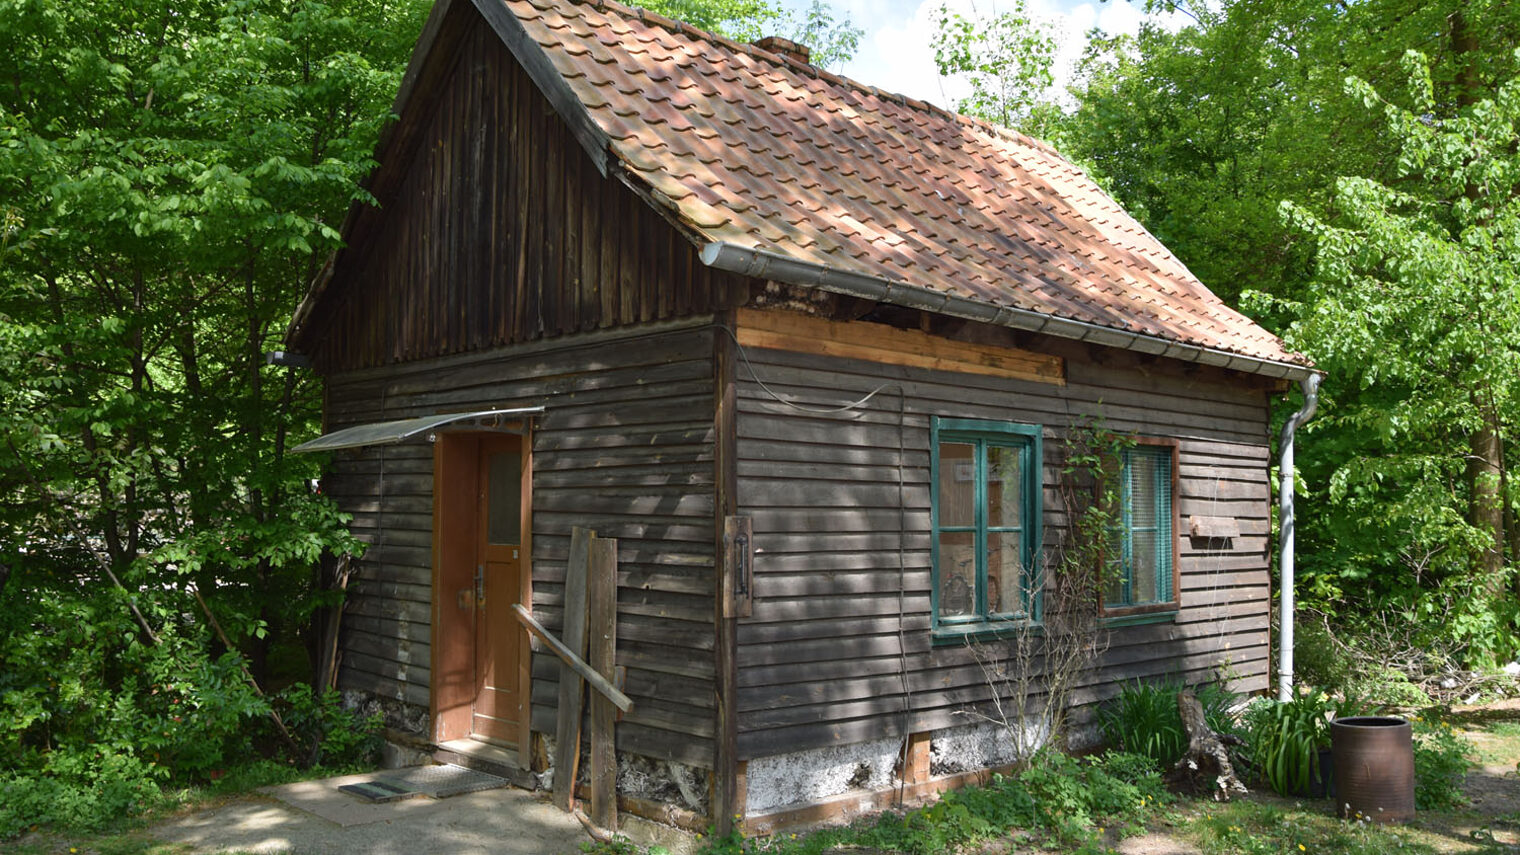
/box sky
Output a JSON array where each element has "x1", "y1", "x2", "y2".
[{"x1": 775, "y1": 0, "x2": 1188, "y2": 111}]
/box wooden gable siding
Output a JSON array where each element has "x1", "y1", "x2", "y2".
[
  {"x1": 319, "y1": 321, "x2": 721, "y2": 767},
  {"x1": 306, "y1": 11, "x2": 748, "y2": 374},
  {"x1": 731, "y1": 316, "x2": 1273, "y2": 760}
]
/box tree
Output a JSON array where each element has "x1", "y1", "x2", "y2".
[
  {"x1": 1270, "y1": 51, "x2": 1520, "y2": 663},
  {"x1": 0, "y1": 0, "x2": 423, "y2": 817},
  {"x1": 930, "y1": 0, "x2": 1056, "y2": 129}
]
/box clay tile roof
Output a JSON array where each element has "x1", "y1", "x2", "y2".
[{"x1": 506, "y1": 0, "x2": 1308, "y2": 370}]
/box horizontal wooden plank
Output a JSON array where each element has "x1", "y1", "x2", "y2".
[{"x1": 736, "y1": 307, "x2": 1065, "y2": 386}]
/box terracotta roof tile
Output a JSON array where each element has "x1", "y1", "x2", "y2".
[{"x1": 502, "y1": 0, "x2": 1305, "y2": 367}]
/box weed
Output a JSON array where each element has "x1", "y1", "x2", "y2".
[{"x1": 1410, "y1": 713, "x2": 1476, "y2": 810}]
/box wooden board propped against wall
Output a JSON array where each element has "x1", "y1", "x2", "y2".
[
  {"x1": 588, "y1": 536, "x2": 619, "y2": 829},
  {"x1": 552, "y1": 527, "x2": 593, "y2": 812},
  {"x1": 544, "y1": 526, "x2": 624, "y2": 819}
]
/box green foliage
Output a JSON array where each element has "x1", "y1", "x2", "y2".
[
  {"x1": 0, "y1": 0, "x2": 423, "y2": 834},
  {"x1": 679, "y1": 750, "x2": 1167, "y2": 854},
  {"x1": 1267, "y1": 48, "x2": 1520, "y2": 667},
  {"x1": 274, "y1": 683, "x2": 383, "y2": 768},
  {"x1": 1411, "y1": 713, "x2": 1475, "y2": 810},
  {"x1": 1099, "y1": 678, "x2": 1238, "y2": 767},
  {"x1": 930, "y1": 0, "x2": 1055, "y2": 129},
  {"x1": 1242, "y1": 692, "x2": 1335, "y2": 797},
  {"x1": 1292, "y1": 618, "x2": 1351, "y2": 692}
]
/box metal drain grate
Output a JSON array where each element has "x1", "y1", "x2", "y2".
[
  {"x1": 337, "y1": 779, "x2": 422, "y2": 803},
  {"x1": 376, "y1": 764, "x2": 508, "y2": 799}
]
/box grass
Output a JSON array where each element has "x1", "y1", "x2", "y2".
[
  {"x1": 1179, "y1": 798, "x2": 1509, "y2": 855},
  {"x1": 1466, "y1": 721, "x2": 1520, "y2": 765}
]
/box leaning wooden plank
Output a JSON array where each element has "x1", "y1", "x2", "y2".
[
  {"x1": 588, "y1": 536, "x2": 619, "y2": 831},
  {"x1": 553, "y1": 526, "x2": 593, "y2": 812},
  {"x1": 512, "y1": 604, "x2": 633, "y2": 712}
]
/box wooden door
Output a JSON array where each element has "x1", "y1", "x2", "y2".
[
  {"x1": 471, "y1": 434, "x2": 523, "y2": 744},
  {"x1": 432, "y1": 432, "x2": 529, "y2": 751}
]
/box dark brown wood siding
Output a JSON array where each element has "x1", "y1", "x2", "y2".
[
  {"x1": 321, "y1": 321, "x2": 719, "y2": 767},
  {"x1": 732, "y1": 322, "x2": 1274, "y2": 761},
  {"x1": 304, "y1": 15, "x2": 747, "y2": 373}
]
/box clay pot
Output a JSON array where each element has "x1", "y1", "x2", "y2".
[{"x1": 1331, "y1": 716, "x2": 1415, "y2": 823}]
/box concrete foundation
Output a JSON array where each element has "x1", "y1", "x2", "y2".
[
  {"x1": 745, "y1": 735, "x2": 901, "y2": 814},
  {"x1": 929, "y1": 720, "x2": 1045, "y2": 776}
]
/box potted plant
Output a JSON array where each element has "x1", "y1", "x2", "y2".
[{"x1": 1246, "y1": 690, "x2": 1335, "y2": 798}]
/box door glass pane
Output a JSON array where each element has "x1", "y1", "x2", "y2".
[
  {"x1": 938, "y1": 442, "x2": 975, "y2": 528},
  {"x1": 487, "y1": 451, "x2": 521, "y2": 545},
  {"x1": 937, "y1": 530, "x2": 976, "y2": 619},
  {"x1": 987, "y1": 444, "x2": 1022, "y2": 528},
  {"x1": 987, "y1": 531, "x2": 1021, "y2": 614}
]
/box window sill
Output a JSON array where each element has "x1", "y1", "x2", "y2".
[
  {"x1": 1101, "y1": 609, "x2": 1178, "y2": 628},
  {"x1": 932, "y1": 620, "x2": 1042, "y2": 645}
]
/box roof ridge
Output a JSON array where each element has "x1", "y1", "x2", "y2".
[{"x1": 571, "y1": 0, "x2": 1062, "y2": 159}]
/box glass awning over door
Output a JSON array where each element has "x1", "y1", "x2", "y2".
[{"x1": 291, "y1": 407, "x2": 544, "y2": 453}]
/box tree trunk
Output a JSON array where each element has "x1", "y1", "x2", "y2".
[
  {"x1": 1467, "y1": 417, "x2": 1506, "y2": 593},
  {"x1": 1170, "y1": 689, "x2": 1247, "y2": 800}
]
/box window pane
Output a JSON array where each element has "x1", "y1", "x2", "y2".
[
  {"x1": 987, "y1": 531, "x2": 1021, "y2": 614},
  {"x1": 938, "y1": 530, "x2": 976, "y2": 619},
  {"x1": 1132, "y1": 530, "x2": 1158, "y2": 603},
  {"x1": 487, "y1": 450, "x2": 521, "y2": 544},
  {"x1": 938, "y1": 442, "x2": 975, "y2": 528},
  {"x1": 987, "y1": 444, "x2": 1022, "y2": 529},
  {"x1": 1129, "y1": 450, "x2": 1161, "y2": 528},
  {"x1": 1104, "y1": 556, "x2": 1127, "y2": 607}
]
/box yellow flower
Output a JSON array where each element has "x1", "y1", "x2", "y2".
[{"x1": 1299, "y1": 845, "x2": 1306, "y2": 852}]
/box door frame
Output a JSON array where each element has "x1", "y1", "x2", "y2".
[{"x1": 429, "y1": 425, "x2": 534, "y2": 768}]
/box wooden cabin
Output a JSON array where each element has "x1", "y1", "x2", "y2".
[{"x1": 286, "y1": 0, "x2": 1313, "y2": 834}]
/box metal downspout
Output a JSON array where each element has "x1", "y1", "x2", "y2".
[{"x1": 1278, "y1": 373, "x2": 1322, "y2": 701}]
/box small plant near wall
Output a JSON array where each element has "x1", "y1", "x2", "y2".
[
  {"x1": 1100, "y1": 678, "x2": 1238, "y2": 768},
  {"x1": 1243, "y1": 690, "x2": 1335, "y2": 797}
]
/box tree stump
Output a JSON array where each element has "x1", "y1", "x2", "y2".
[{"x1": 1168, "y1": 688, "x2": 1248, "y2": 800}]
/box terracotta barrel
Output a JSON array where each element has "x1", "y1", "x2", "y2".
[{"x1": 1330, "y1": 716, "x2": 1415, "y2": 822}]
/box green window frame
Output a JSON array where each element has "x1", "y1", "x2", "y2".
[
  {"x1": 931, "y1": 417, "x2": 1042, "y2": 637},
  {"x1": 1104, "y1": 441, "x2": 1179, "y2": 619}
]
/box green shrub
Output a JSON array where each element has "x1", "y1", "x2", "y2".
[
  {"x1": 1294, "y1": 618, "x2": 1350, "y2": 691},
  {"x1": 1346, "y1": 667, "x2": 1433, "y2": 708},
  {"x1": 275, "y1": 683, "x2": 383, "y2": 767},
  {"x1": 0, "y1": 580, "x2": 377, "y2": 838},
  {"x1": 687, "y1": 750, "x2": 1167, "y2": 854},
  {"x1": 1099, "y1": 678, "x2": 1238, "y2": 767},
  {"x1": 1411, "y1": 714, "x2": 1474, "y2": 810},
  {"x1": 1243, "y1": 692, "x2": 1334, "y2": 797}
]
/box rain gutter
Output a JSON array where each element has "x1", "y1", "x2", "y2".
[
  {"x1": 1277, "y1": 373, "x2": 1322, "y2": 701},
  {"x1": 697, "y1": 242, "x2": 1315, "y2": 382}
]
